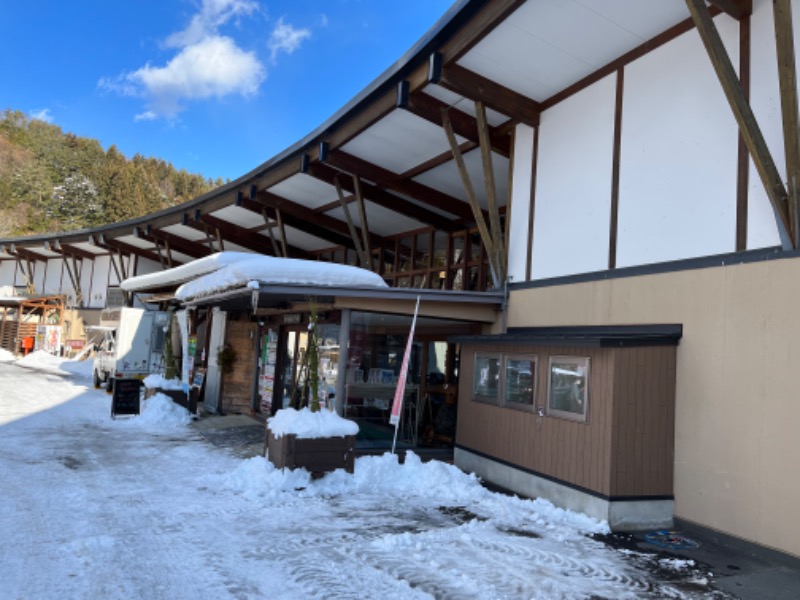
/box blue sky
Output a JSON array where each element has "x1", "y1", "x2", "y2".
[{"x1": 1, "y1": 0, "x2": 453, "y2": 182}]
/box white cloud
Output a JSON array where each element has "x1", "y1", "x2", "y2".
[
  {"x1": 128, "y1": 36, "x2": 265, "y2": 119},
  {"x1": 268, "y1": 18, "x2": 311, "y2": 61},
  {"x1": 100, "y1": 0, "x2": 265, "y2": 121},
  {"x1": 134, "y1": 110, "x2": 158, "y2": 122},
  {"x1": 29, "y1": 108, "x2": 54, "y2": 123},
  {"x1": 165, "y1": 0, "x2": 259, "y2": 48}
]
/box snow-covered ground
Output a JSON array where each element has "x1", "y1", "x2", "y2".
[{"x1": 0, "y1": 360, "x2": 717, "y2": 599}]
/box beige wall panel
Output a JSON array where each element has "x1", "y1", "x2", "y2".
[{"x1": 506, "y1": 257, "x2": 800, "y2": 557}]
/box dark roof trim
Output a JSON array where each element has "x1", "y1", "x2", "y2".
[
  {"x1": 181, "y1": 283, "x2": 504, "y2": 308},
  {"x1": 451, "y1": 324, "x2": 683, "y2": 347},
  {"x1": 511, "y1": 246, "x2": 794, "y2": 291}
]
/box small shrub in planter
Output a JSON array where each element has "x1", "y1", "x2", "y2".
[{"x1": 267, "y1": 407, "x2": 359, "y2": 477}]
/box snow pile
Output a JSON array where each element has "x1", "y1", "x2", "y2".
[
  {"x1": 143, "y1": 374, "x2": 183, "y2": 390},
  {"x1": 0, "y1": 348, "x2": 14, "y2": 362},
  {"x1": 323, "y1": 451, "x2": 484, "y2": 502},
  {"x1": 174, "y1": 253, "x2": 387, "y2": 300},
  {"x1": 117, "y1": 393, "x2": 193, "y2": 430},
  {"x1": 268, "y1": 407, "x2": 359, "y2": 439},
  {"x1": 15, "y1": 350, "x2": 94, "y2": 379},
  {"x1": 220, "y1": 451, "x2": 608, "y2": 538},
  {"x1": 222, "y1": 455, "x2": 315, "y2": 502}
]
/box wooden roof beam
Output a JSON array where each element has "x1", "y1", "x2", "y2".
[
  {"x1": 304, "y1": 159, "x2": 460, "y2": 233},
  {"x1": 49, "y1": 241, "x2": 99, "y2": 261},
  {"x1": 93, "y1": 235, "x2": 179, "y2": 267},
  {"x1": 8, "y1": 245, "x2": 50, "y2": 262},
  {"x1": 195, "y1": 211, "x2": 313, "y2": 260},
  {"x1": 136, "y1": 226, "x2": 211, "y2": 260},
  {"x1": 429, "y1": 54, "x2": 540, "y2": 128},
  {"x1": 398, "y1": 82, "x2": 511, "y2": 157},
  {"x1": 707, "y1": 0, "x2": 752, "y2": 20},
  {"x1": 321, "y1": 143, "x2": 480, "y2": 225},
  {"x1": 249, "y1": 190, "x2": 366, "y2": 251}
]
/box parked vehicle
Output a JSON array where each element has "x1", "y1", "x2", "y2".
[{"x1": 92, "y1": 307, "x2": 169, "y2": 391}]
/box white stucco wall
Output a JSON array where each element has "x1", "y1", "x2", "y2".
[
  {"x1": 77, "y1": 258, "x2": 93, "y2": 307},
  {"x1": 507, "y1": 124, "x2": 536, "y2": 283},
  {"x1": 88, "y1": 255, "x2": 111, "y2": 308},
  {"x1": 531, "y1": 74, "x2": 616, "y2": 279},
  {"x1": 135, "y1": 257, "x2": 161, "y2": 277},
  {"x1": 42, "y1": 259, "x2": 63, "y2": 295},
  {"x1": 0, "y1": 261, "x2": 17, "y2": 290},
  {"x1": 33, "y1": 261, "x2": 46, "y2": 295},
  {"x1": 616, "y1": 15, "x2": 740, "y2": 267}
]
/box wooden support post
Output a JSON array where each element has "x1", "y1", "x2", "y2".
[
  {"x1": 773, "y1": 0, "x2": 800, "y2": 242},
  {"x1": 63, "y1": 255, "x2": 83, "y2": 307},
  {"x1": 475, "y1": 100, "x2": 506, "y2": 281},
  {"x1": 442, "y1": 109, "x2": 501, "y2": 287},
  {"x1": 352, "y1": 175, "x2": 372, "y2": 267},
  {"x1": 275, "y1": 209, "x2": 289, "y2": 258},
  {"x1": 152, "y1": 240, "x2": 167, "y2": 269},
  {"x1": 261, "y1": 208, "x2": 283, "y2": 257},
  {"x1": 204, "y1": 225, "x2": 216, "y2": 251},
  {"x1": 334, "y1": 175, "x2": 370, "y2": 269},
  {"x1": 686, "y1": 0, "x2": 794, "y2": 248}
]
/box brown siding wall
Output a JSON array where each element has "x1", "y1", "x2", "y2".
[
  {"x1": 457, "y1": 342, "x2": 676, "y2": 499},
  {"x1": 457, "y1": 343, "x2": 615, "y2": 496},
  {"x1": 610, "y1": 346, "x2": 676, "y2": 497}
]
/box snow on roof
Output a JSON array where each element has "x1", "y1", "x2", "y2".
[
  {"x1": 173, "y1": 253, "x2": 387, "y2": 301},
  {"x1": 120, "y1": 252, "x2": 253, "y2": 292},
  {"x1": 121, "y1": 252, "x2": 388, "y2": 302}
]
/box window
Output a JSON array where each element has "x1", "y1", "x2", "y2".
[
  {"x1": 505, "y1": 356, "x2": 536, "y2": 407},
  {"x1": 106, "y1": 287, "x2": 125, "y2": 308},
  {"x1": 473, "y1": 354, "x2": 500, "y2": 402},
  {"x1": 472, "y1": 353, "x2": 537, "y2": 411},
  {"x1": 548, "y1": 356, "x2": 590, "y2": 422}
]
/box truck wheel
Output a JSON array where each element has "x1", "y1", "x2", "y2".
[
  {"x1": 93, "y1": 370, "x2": 102, "y2": 389},
  {"x1": 106, "y1": 377, "x2": 114, "y2": 394}
]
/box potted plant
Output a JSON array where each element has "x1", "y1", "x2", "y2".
[
  {"x1": 217, "y1": 344, "x2": 237, "y2": 374},
  {"x1": 267, "y1": 304, "x2": 359, "y2": 476}
]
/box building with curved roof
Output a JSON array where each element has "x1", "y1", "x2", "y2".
[{"x1": 4, "y1": 0, "x2": 800, "y2": 561}]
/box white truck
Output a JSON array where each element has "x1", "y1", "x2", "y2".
[{"x1": 92, "y1": 307, "x2": 169, "y2": 390}]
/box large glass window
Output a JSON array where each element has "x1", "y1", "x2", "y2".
[
  {"x1": 473, "y1": 354, "x2": 500, "y2": 402},
  {"x1": 548, "y1": 356, "x2": 590, "y2": 422}
]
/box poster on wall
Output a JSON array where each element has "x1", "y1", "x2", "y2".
[
  {"x1": 35, "y1": 325, "x2": 61, "y2": 353},
  {"x1": 259, "y1": 329, "x2": 278, "y2": 414}
]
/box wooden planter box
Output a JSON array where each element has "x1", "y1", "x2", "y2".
[
  {"x1": 146, "y1": 387, "x2": 197, "y2": 414},
  {"x1": 267, "y1": 428, "x2": 356, "y2": 476}
]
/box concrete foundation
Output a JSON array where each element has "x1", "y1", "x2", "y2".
[{"x1": 455, "y1": 447, "x2": 673, "y2": 531}]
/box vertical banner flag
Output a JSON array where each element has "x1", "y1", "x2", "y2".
[{"x1": 390, "y1": 296, "x2": 421, "y2": 429}]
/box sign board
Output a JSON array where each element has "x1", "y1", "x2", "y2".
[
  {"x1": 111, "y1": 378, "x2": 142, "y2": 419},
  {"x1": 192, "y1": 368, "x2": 206, "y2": 389}
]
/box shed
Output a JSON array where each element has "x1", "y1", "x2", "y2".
[{"x1": 452, "y1": 325, "x2": 682, "y2": 531}]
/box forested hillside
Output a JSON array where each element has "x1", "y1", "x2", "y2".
[{"x1": 0, "y1": 109, "x2": 226, "y2": 237}]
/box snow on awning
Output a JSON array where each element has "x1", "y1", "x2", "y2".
[
  {"x1": 120, "y1": 252, "x2": 253, "y2": 292},
  {"x1": 120, "y1": 252, "x2": 387, "y2": 300},
  {"x1": 174, "y1": 254, "x2": 388, "y2": 301}
]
